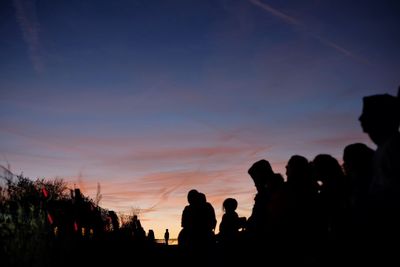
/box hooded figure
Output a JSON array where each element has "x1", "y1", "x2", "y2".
[{"x1": 358, "y1": 87, "x2": 400, "y2": 265}]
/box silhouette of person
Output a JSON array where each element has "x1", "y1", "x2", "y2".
[
  {"x1": 246, "y1": 159, "x2": 274, "y2": 240},
  {"x1": 179, "y1": 189, "x2": 199, "y2": 248},
  {"x1": 218, "y1": 198, "x2": 241, "y2": 244},
  {"x1": 342, "y1": 143, "x2": 374, "y2": 264},
  {"x1": 132, "y1": 214, "x2": 146, "y2": 242},
  {"x1": 217, "y1": 197, "x2": 246, "y2": 265},
  {"x1": 358, "y1": 88, "x2": 400, "y2": 264},
  {"x1": 359, "y1": 90, "x2": 400, "y2": 197},
  {"x1": 108, "y1": 210, "x2": 120, "y2": 231},
  {"x1": 147, "y1": 229, "x2": 155, "y2": 244},
  {"x1": 197, "y1": 192, "x2": 217, "y2": 237},
  {"x1": 178, "y1": 189, "x2": 217, "y2": 265},
  {"x1": 246, "y1": 159, "x2": 287, "y2": 265},
  {"x1": 285, "y1": 155, "x2": 319, "y2": 264},
  {"x1": 132, "y1": 214, "x2": 141, "y2": 229},
  {"x1": 164, "y1": 229, "x2": 169, "y2": 245},
  {"x1": 311, "y1": 154, "x2": 347, "y2": 265},
  {"x1": 343, "y1": 143, "x2": 374, "y2": 216}
]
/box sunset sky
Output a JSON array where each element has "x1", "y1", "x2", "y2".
[{"x1": 1, "y1": 0, "x2": 399, "y2": 239}]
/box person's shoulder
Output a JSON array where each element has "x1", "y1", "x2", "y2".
[
  {"x1": 382, "y1": 133, "x2": 400, "y2": 153},
  {"x1": 182, "y1": 205, "x2": 191, "y2": 212},
  {"x1": 386, "y1": 133, "x2": 400, "y2": 158}
]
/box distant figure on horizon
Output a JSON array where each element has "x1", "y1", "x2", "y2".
[
  {"x1": 164, "y1": 229, "x2": 169, "y2": 245},
  {"x1": 358, "y1": 88, "x2": 400, "y2": 264}
]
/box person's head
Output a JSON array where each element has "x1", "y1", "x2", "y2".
[
  {"x1": 223, "y1": 198, "x2": 238, "y2": 213},
  {"x1": 311, "y1": 154, "x2": 343, "y2": 185},
  {"x1": 286, "y1": 155, "x2": 309, "y2": 181},
  {"x1": 248, "y1": 159, "x2": 274, "y2": 190},
  {"x1": 198, "y1": 192, "x2": 207, "y2": 203},
  {"x1": 187, "y1": 189, "x2": 199, "y2": 205},
  {"x1": 359, "y1": 91, "x2": 399, "y2": 145},
  {"x1": 343, "y1": 143, "x2": 374, "y2": 176},
  {"x1": 268, "y1": 173, "x2": 284, "y2": 190}
]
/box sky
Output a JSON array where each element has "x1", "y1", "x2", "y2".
[{"x1": 1, "y1": 0, "x2": 399, "y2": 239}]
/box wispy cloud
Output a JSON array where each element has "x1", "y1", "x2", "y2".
[
  {"x1": 13, "y1": 0, "x2": 44, "y2": 73},
  {"x1": 67, "y1": 167, "x2": 254, "y2": 214},
  {"x1": 114, "y1": 145, "x2": 265, "y2": 162},
  {"x1": 248, "y1": 0, "x2": 300, "y2": 26},
  {"x1": 311, "y1": 35, "x2": 371, "y2": 65},
  {"x1": 248, "y1": 0, "x2": 369, "y2": 64}
]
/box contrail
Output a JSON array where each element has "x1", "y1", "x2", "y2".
[
  {"x1": 248, "y1": 0, "x2": 300, "y2": 26},
  {"x1": 312, "y1": 35, "x2": 370, "y2": 65},
  {"x1": 13, "y1": 0, "x2": 44, "y2": 73},
  {"x1": 142, "y1": 181, "x2": 185, "y2": 214},
  {"x1": 248, "y1": 0, "x2": 370, "y2": 65}
]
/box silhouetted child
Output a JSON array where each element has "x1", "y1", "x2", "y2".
[
  {"x1": 219, "y1": 198, "x2": 241, "y2": 244},
  {"x1": 216, "y1": 198, "x2": 246, "y2": 265}
]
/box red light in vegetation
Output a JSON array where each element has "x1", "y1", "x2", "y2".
[
  {"x1": 47, "y1": 213, "x2": 54, "y2": 225},
  {"x1": 74, "y1": 222, "x2": 78, "y2": 232},
  {"x1": 42, "y1": 187, "x2": 48, "y2": 198}
]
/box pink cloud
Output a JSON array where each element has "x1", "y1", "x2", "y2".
[{"x1": 110, "y1": 145, "x2": 267, "y2": 163}]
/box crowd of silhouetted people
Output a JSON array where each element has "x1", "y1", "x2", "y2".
[{"x1": 176, "y1": 88, "x2": 400, "y2": 266}]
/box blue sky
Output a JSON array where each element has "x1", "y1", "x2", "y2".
[{"x1": 1, "y1": 0, "x2": 399, "y2": 238}]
